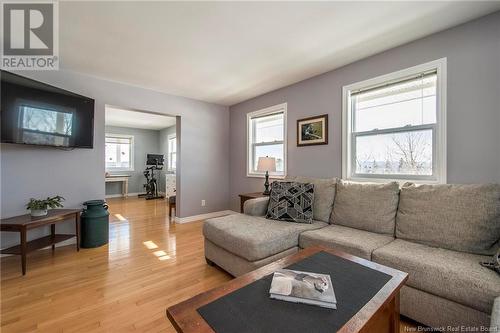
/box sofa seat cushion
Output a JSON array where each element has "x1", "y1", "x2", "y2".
[
  {"x1": 396, "y1": 183, "x2": 500, "y2": 255},
  {"x1": 299, "y1": 225, "x2": 394, "y2": 260},
  {"x1": 372, "y1": 239, "x2": 500, "y2": 313},
  {"x1": 330, "y1": 180, "x2": 400, "y2": 235},
  {"x1": 203, "y1": 214, "x2": 327, "y2": 262}
]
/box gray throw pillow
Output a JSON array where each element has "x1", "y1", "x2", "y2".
[{"x1": 266, "y1": 181, "x2": 314, "y2": 224}]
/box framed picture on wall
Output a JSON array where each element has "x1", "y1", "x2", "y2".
[{"x1": 297, "y1": 114, "x2": 328, "y2": 146}]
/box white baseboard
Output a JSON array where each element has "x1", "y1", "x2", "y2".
[
  {"x1": 175, "y1": 210, "x2": 238, "y2": 224},
  {"x1": 105, "y1": 192, "x2": 143, "y2": 199}
]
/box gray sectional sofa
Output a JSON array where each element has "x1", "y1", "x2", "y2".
[{"x1": 203, "y1": 177, "x2": 500, "y2": 329}]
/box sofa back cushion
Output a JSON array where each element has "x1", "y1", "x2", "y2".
[
  {"x1": 396, "y1": 183, "x2": 500, "y2": 255},
  {"x1": 285, "y1": 176, "x2": 336, "y2": 223},
  {"x1": 330, "y1": 180, "x2": 400, "y2": 235}
]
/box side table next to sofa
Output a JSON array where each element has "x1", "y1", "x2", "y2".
[{"x1": 238, "y1": 192, "x2": 268, "y2": 213}]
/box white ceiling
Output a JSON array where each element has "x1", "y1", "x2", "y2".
[
  {"x1": 60, "y1": 2, "x2": 500, "y2": 106},
  {"x1": 105, "y1": 107, "x2": 176, "y2": 130}
]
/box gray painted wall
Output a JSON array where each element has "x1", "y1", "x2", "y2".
[
  {"x1": 228, "y1": 12, "x2": 500, "y2": 211},
  {"x1": 104, "y1": 126, "x2": 161, "y2": 195},
  {"x1": 1, "y1": 70, "x2": 229, "y2": 248}
]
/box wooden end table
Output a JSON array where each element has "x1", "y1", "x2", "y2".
[
  {"x1": 238, "y1": 192, "x2": 269, "y2": 213},
  {"x1": 167, "y1": 246, "x2": 408, "y2": 333},
  {"x1": 0, "y1": 209, "x2": 81, "y2": 275}
]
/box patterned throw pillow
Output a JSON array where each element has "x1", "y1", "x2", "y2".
[{"x1": 266, "y1": 181, "x2": 314, "y2": 224}]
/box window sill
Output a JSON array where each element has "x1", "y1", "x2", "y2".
[{"x1": 106, "y1": 169, "x2": 134, "y2": 173}]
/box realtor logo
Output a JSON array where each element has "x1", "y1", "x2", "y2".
[{"x1": 1, "y1": 1, "x2": 59, "y2": 70}]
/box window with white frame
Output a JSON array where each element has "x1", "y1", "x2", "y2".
[
  {"x1": 105, "y1": 134, "x2": 134, "y2": 172},
  {"x1": 247, "y1": 103, "x2": 287, "y2": 177},
  {"x1": 342, "y1": 59, "x2": 446, "y2": 183},
  {"x1": 168, "y1": 134, "x2": 177, "y2": 171}
]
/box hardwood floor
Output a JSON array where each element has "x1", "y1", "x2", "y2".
[
  {"x1": 1, "y1": 197, "x2": 418, "y2": 332},
  {"x1": 1, "y1": 197, "x2": 231, "y2": 332}
]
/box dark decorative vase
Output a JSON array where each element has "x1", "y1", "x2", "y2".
[{"x1": 80, "y1": 200, "x2": 109, "y2": 248}]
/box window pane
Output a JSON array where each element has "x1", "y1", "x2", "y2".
[
  {"x1": 354, "y1": 74, "x2": 436, "y2": 132},
  {"x1": 254, "y1": 144, "x2": 284, "y2": 173},
  {"x1": 105, "y1": 136, "x2": 132, "y2": 170},
  {"x1": 253, "y1": 113, "x2": 284, "y2": 143},
  {"x1": 169, "y1": 137, "x2": 176, "y2": 153},
  {"x1": 355, "y1": 129, "x2": 432, "y2": 176},
  {"x1": 105, "y1": 143, "x2": 118, "y2": 168},
  {"x1": 119, "y1": 143, "x2": 130, "y2": 167},
  {"x1": 170, "y1": 152, "x2": 177, "y2": 169}
]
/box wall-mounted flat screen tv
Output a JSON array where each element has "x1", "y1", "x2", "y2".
[{"x1": 1, "y1": 71, "x2": 95, "y2": 148}]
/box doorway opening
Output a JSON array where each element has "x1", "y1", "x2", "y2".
[{"x1": 104, "y1": 105, "x2": 178, "y2": 218}]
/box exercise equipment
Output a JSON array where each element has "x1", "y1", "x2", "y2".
[{"x1": 139, "y1": 154, "x2": 165, "y2": 200}]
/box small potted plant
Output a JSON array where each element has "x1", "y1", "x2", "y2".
[{"x1": 26, "y1": 196, "x2": 65, "y2": 217}]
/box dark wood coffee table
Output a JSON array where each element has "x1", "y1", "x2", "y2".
[{"x1": 167, "y1": 246, "x2": 408, "y2": 333}]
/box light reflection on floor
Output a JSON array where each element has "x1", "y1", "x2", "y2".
[
  {"x1": 143, "y1": 240, "x2": 158, "y2": 249},
  {"x1": 158, "y1": 255, "x2": 171, "y2": 261},
  {"x1": 108, "y1": 220, "x2": 130, "y2": 254},
  {"x1": 153, "y1": 250, "x2": 167, "y2": 257},
  {"x1": 107, "y1": 197, "x2": 176, "y2": 262}
]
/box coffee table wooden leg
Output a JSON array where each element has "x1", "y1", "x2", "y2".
[
  {"x1": 20, "y1": 229, "x2": 27, "y2": 275},
  {"x1": 390, "y1": 292, "x2": 401, "y2": 333},
  {"x1": 75, "y1": 213, "x2": 80, "y2": 251},
  {"x1": 51, "y1": 224, "x2": 56, "y2": 252}
]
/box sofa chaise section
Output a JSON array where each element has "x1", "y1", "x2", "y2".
[
  {"x1": 203, "y1": 213, "x2": 327, "y2": 276},
  {"x1": 204, "y1": 239, "x2": 298, "y2": 277}
]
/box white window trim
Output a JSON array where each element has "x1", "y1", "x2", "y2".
[
  {"x1": 342, "y1": 58, "x2": 447, "y2": 184},
  {"x1": 246, "y1": 103, "x2": 287, "y2": 179},
  {"x1": 105, "y1": 133, "x2": 135, "y2": 172},
  {"x1": 167, "y1": 133, "x2": 176, "y2": 171}
]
